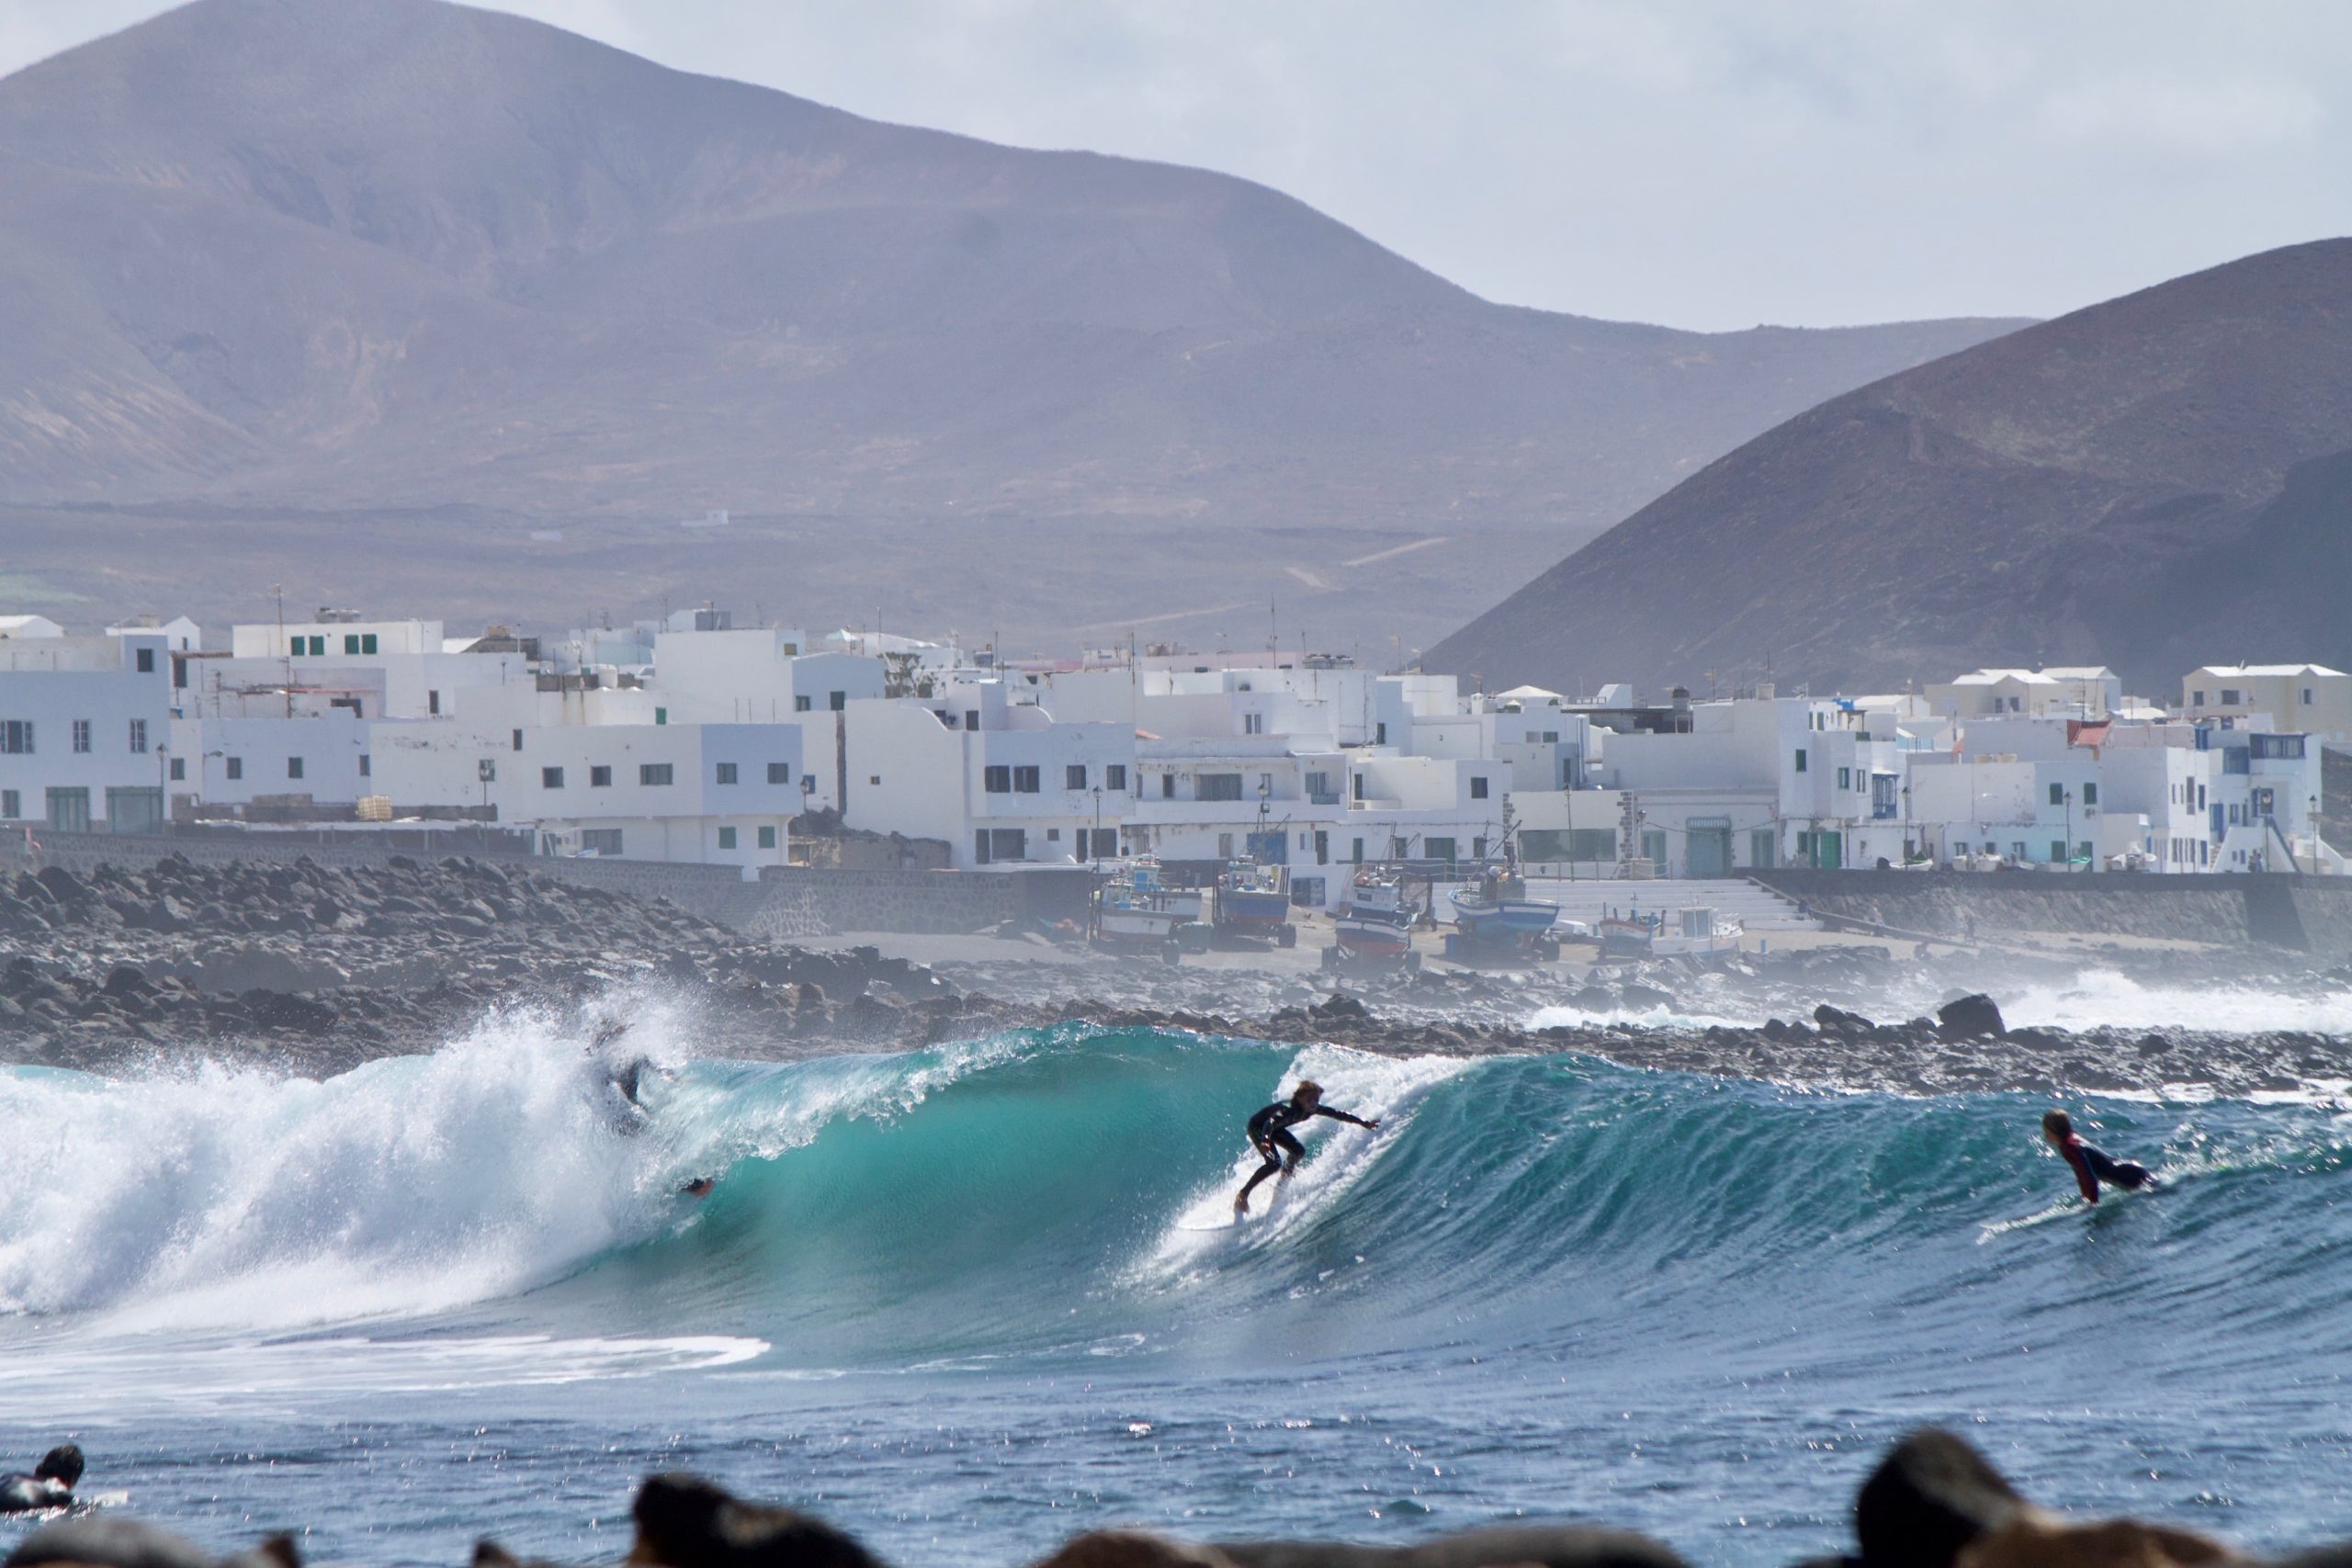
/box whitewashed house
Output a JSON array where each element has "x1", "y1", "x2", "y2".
[
  {"x1": 0, "y1": 629, "x2": 173, "y2": 832},
  {"x1": 2183, "y1": 665, "x2": 2352, "y2": 746}
]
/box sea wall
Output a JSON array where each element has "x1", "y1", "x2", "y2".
[
  {"x1": 1755, "y1": 867, "x2": 2352, "y2": 954},
  {"x1": 0, "y1": 831, "x2": 1090, "y2": 939}
]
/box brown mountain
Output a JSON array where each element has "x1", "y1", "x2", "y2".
[
  {"x1": 1427, "y1": 240, "x2": 2352, "y2": 697},
  {"x1": 0, "y1": 0, "x2": 2021, "y2": 649}
]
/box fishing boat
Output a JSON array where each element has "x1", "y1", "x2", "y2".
[
  {"x1": 1092, "y1": 859, "x2": 1211, "y2": 955},
  {"x1": 1448, "y1": 865, "x2": 1561, "y2": 939},
  {"x1": 1597, "y1": 906, "x2": 1742, "y2": 960},
  {"x1": 1329, "y1": 866, "x2": 1418, "y2": 967},
  {"x1": 1212, "y1": 860, "x2": 1296, "y2": 947}
]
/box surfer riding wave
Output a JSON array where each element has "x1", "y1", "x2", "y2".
[{"x1": 1234, "y1": 1080, "x2": 1378, "y2": 1216}]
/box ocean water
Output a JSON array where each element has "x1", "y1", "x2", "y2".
[{"x1": 6, "y1": 1005, "x2": 2352, "y2": 1565}]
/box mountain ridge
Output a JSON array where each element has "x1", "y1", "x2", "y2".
[
  {"x1": 0, "y1": 0, "x2": 2027, "y2": 650},
  {"x1": 1425, "y1": 238, "x2": 2352, "y2": 694}
]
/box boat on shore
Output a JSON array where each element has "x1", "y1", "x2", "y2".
[
  {"x1": 1598, "y1": 905, "x2": 1743, "y2": 960},
  {"x1": 1211, "y1": 860, "x2": 1296, "y2": 947},
  {"x1": 1092, "y1": 859, "x2": 1212, "y2": 957},
  {"x1": 1328, "y1": 866, "x2": 1419, "y2": 968}
]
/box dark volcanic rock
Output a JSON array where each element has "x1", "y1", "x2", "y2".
[{"x1": 1937, "y1": 994, "x2": 2007, "y2": 1042}]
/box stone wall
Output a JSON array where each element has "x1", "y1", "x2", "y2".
[
  {"x1": 0, "y1": 829, "x2": 1089, "y2": 940},
  {"x1": 1754, "y1": 867, "x2": 2352, "y2": 953}
]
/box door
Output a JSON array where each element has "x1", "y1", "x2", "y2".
[
  {"x1": 1641, "y1": 828, "x2": 1668, "y2": 871},
  {"x1": 1812, "y1": 830, "x2": 1843, "y2": 869},
  {"x1": 45, "y1": 787, "x2": 91, "y2": 833},
  {"x1": 106, "y1": 787, "x2": 163, "y2": 834},
  {"x1": 1314, "y1": 831, "x2": 1329, "y2": 865},
  {"x1": 1686, "y1": 818, "x2": 1733, "y2": 878},
  {"x1": 1750, "y1": 829, "x2": 1776, "y2": 870},
  {"x1": 1246, "y1": 830, "x2": 1288, "y2": 864}
]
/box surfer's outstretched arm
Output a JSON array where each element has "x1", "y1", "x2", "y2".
[{"x1": 1313, "y1": 1106, "x2": 1380, "y2": 1130}]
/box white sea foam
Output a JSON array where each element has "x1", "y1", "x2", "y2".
[
  {"x1": 1148, "y1": 1046, "x2": 1476, "y2": 1272},
  {"x1": 0, "y1": 1002, "x2": 708, "y2": 1332}
]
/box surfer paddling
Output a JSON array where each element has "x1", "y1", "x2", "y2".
[
  {"x1": 1235, "y1": 1080, "x2": 1378, "y2": 1216},
  {"x1": 2042, "y1": 1110, "x2": 2155, "y2": 1204},
  {"x1": 0, "y1": 1445, "x2": 82, "y2": 1513}
]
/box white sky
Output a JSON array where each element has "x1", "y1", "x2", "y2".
[{"x1": 6, "y1": 0, "x2": 2348, "y2": 331}]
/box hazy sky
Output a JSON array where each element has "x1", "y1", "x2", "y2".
[{"x1": 6, "y1": 0, "x2": 2348, "y2": 331}]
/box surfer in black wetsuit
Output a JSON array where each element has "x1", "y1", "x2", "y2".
[
  {"x1": 1234, "y1": 1080, "x2": 1379, "y2": 1215},
  {"x1": 2042, "y1": 1110, "x2": 2155, "y2": 1205},
  {"x1": 0, "y1": 1445, "x2": 82, "y2": 1513}
]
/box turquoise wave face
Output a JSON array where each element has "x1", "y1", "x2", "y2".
[{"x1": 9, "y1": 1016, "x2": 2352, "y2": 1393}]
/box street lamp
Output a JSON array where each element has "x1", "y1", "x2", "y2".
[
  {"x1": 2063, "y1": 788, "x2": 2075, "y2": 873},
  {"x1": 1091, "y1": 784, "x2": 1103, "y2": 870}
]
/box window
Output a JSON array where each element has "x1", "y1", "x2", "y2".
[
  {"x1": 2049, "y1": 783, "x2": 2065, "y2": 806},
  {"x1": 718, "y1": 826, "x2": 738, "y2": 850},
  {"x1": 0, "y1": 720, "x2": 29, "y2": 754},
  {"x1": 2051, "y1": 840, "x2": 2066, "y2": 864},
  {"x1": 1105, "y1": 764, "x2": 1127, "y2": 792},
  {"x1": 2303, "y1": 687, "x2": 2315, "y2": 705},
  {"x1": 2191, "y1": 692, "x2": 2205, "y2": 707},
  {"x1": 640, "y1": 763, "x2": 673, "y2": 785},
  {"x1": 1791, "y1": 749, "x2": 1806, "y2": 773},
  {"x1": 1306, "y1": 771, "x2": 1332, "y2": 797},
  {"x1": 1091, "y1": 829, "x2": 1117, "y2": 859},
  {"x1": 135, "y1": 648, "x2": 154, "y2": 673},
  {"x1": 345, "y1": 635, "x2": 360, "y2": 654},
  {"x1": 311, "y1": 636, "x2": 328, "y2": 656},
  {"x1": 1351, "y1": 837, "x2": 1365, "y2": 863},
  {"x1": 2083, "y1": 783, "x2": 2098, "y2": 806},
  {"x1": 1470, "y1": 776, "x2": 1489, "y2": 799},
  {"x1": 716, "y1": 762, "x2": 739, "y2": 784},
  {"x1": 288, "y1": 757, "x2": 304, "y2": 780},
  {"x1": 794, "y1": 695, "x2": 812, "y2": 713},
  {"x1": 768, "y1": 762, "x2": 790, "y2": 784},
  {"x1": 1427, "y1": 837, "x2": 1458, "y2": 863},
  {"x1": 1012, "y1": 765, "x2": 1040, "y2": 794},
  {"x1": 2079, "y1": 840, "x2": 2094, "y2": 863},
  {"x1": 428, "y1": 690, "x2": 441, "y2": 716},
  {"x1": 510, "y1": 728, "x2": 524, "y2": 752},
  {"x1": 542, "y1": 767, "x2": 565, "y2": 789},
  {"x1": 128, "y1": 719, "x2": 147, "y2": 754},
  {"x1": 590, "y1": 765, "x2": 611, "y2": 787},
  {"x1": 654, "y1": 707, "x2": 667, "y2": 726},
  {"x1": 358, "y1": 755, "x2": 370, "y2": 777},
  {"x1": 965, "y1": 710, "x2": 980, "y2": 731},
  {"x1": 757, "y1": 826, "x2": 777, "y2": 850},
  {"x1": 582, "y1": 829, "x2": 623, "y2": 855},
  {"x1": 169, "y1": 757, "x2": 185, "y2": 781},
  {"x1": 363, "y1": 634, "x2": 378, "y2": 654},
  {"x1": 1067, "y1": 764, "x2": 1088, "y2": 790},
  {"x1": 1244, "y1": 713, "x2": 1264, "y2": 735},
  {"x1": 2220, "y1": 688, "x2": 2242, "y2": 705},
  {"x1": 868, "y1": 776, "x2": 880, "y2": 786},
  {"x1": 829, "y1": 692, "x2": 846, "y2": 712},
  {"x1": 2251, "y1": 734, "x2": 2307, "y2": 760},
  {"x1": 1197, "y1": 773, "x2": 1244, "y2": 802},
  {"x1": 985, "y1": 765, "x2": 1012, "y2": 794},
  {"x1": 1375, "y1": 722, "x2": 1387, "y2": 745},
  {"x1": 72, "y1": 720, "x2": 90, "y2": 754},
  {"x1": 226, "y1": 757, "x2": 243, "y2": 780},
  {"x1": 0, "y1": 791, "x2": 15, "y2": 818},
  {"x1": 1837, "y1": 766, "x2": 1851, "y2": 790},
  {"x1": 1046, "y1": 828, "x2": 1061, "y2": 842}
]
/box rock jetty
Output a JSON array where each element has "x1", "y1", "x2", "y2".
[{"x1": 0, "y1": 1429, "x2": 2300, "y2": 1568}]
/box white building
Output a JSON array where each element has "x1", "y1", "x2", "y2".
[
  {"x1": 0, "y1": 629, "x2": 172, "y2": 832},
  {"x1": 2183, "y1": 665, "x2": 2352, "y2": 746}
]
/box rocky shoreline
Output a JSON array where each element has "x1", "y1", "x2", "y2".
[
  {"x1": 4, "y1": 857, "x2": 2349, "y2": 1099},
  {"x1": 0, "y1": 1428, "x2": 2327, "y2": 1568}
]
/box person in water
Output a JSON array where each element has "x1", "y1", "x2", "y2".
[
  {"x1": 1235, "y1": 1080, "x2": 1379, "y2": 1215},
  {"x1": 2042, "y1": 1110, "x2": 2155, "y2": 1204},
  {"x1": 0, "y1": 1445, "x2": 82, "y2": 1513}
]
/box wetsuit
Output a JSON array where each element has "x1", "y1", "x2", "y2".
[
  {"x1": 0, "y1": 1473, "x2": 71, "y2": 1513},
  {"x1": 0, "y1": 1446, "x2": 80, "y2": 1514},
  {"x1": 2057, "y1": 1133, "x2": 2154, "y2": 1204},
  {"x1": 1238, "y1": 1100, "x2": 1374, "y2": 1209}
]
